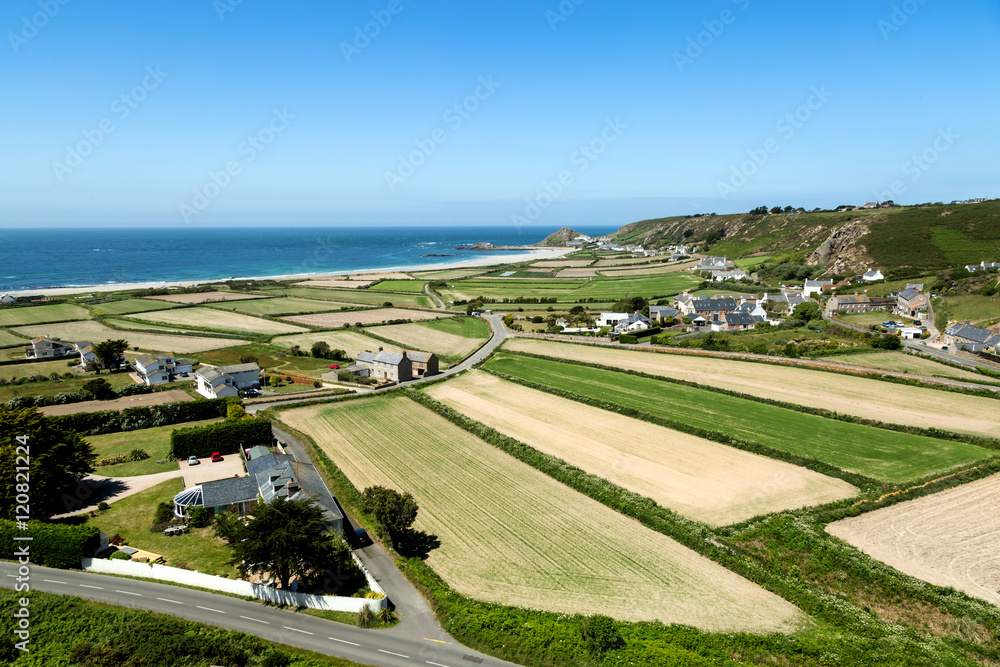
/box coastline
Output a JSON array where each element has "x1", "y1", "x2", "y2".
[{"x1": 7, "y1": 246, "x2": 577, "y2": 297}]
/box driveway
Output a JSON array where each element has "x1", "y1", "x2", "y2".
[
  {"x1": 180, "y1": 454, "x2": 247, "y2": 486},
  {"x1": 49, "y1": 469, "x2": 184, "y2": 519}
]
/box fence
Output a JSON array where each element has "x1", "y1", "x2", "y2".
[{"x1": 81, "y1": 556, "x2": 387, "y2": 612}]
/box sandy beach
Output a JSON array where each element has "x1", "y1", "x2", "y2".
[{"x1": 6, "y1": 246, "x2": 576, "y2": 297}]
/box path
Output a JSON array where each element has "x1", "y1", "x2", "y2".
[
  {"x1": 50, "y1": 469, "x2": 184, "y2": 520},
  {"x1": 423, "y1": 283, "x2": 446, "y2": 310}
]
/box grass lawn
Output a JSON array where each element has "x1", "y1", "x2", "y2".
[
  {"x1": 734, "y1": 255, "x2": 774, "y2": 267},
  {"x1": 88, "y1": 418, "x2": 221, "y2": 475},
  {"x1": 0, "y1": 358, "x2": 75, "y2": 380},
  {"x1": 0, "y1": 370, "x2": 136, "y2": 404},
  {"x1": 572, "y1": 274, "x2": 701, "y2": 300},
  {"x1": 93, "y1": 299, "x2": 180, "y2": 315},
  {"x1": 213, "y1": 297, "x2": 356, "y2": 316},
  {"x1": 84, "y1": 478, "x2": 238, "y2": 577},
  {"x1": 820, "y1": 351, "x2": 989, "y2": 382},
  {"x1": 0, "y1": 303, "x2": 91, "y2": 326},
  {"x1": 839, "y1": 312, "x2": 897, "y2": 327},
  {"x1": 939, "y1": 294, "x2": 1000, "y2": 327},
  {"x1": 422, "y1": 315, "x2": 491, "y2": 339},
  {"x1": 482, "y1": 352, "x2": 992, "y2": 484},
  {"x1": 0, "y1": 329, "x2": 28, "y2": 347},
  {"x1": 368, "y1": 280, "x2": 429, "y2": 292},
  {"x1": 191, "y1": 343, "x2": 287, "y2": 369}
]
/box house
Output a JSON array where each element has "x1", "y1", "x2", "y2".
[
  {"x1": 245, "y1": 444, "x2": 271, "y2": 461},
  {"x1": 355, "y1": 348, "x2": 413, "y2": 383},
  {"x1": 863, "y1": 269, "x2": 884, "y2": 282},
  {"x1": 713, "y1": 269, "x2": 750, "y2": 282},
  {"x1": 26, "y1": 336, "x2": 76, "y2": 359},
  {"x1": 406, "y1": 350, "x2": 439, "y2": 378},
  {"x1": 173, "y1": 452, "x2": 344, "y2": 533},
  {"x1": 966, "y1": 265, "x2": 982, "y2": 273},
  {"x1": 614, "y1": 311, "x2": 651, "y2": 334},
  {"x1": 132, "y1": 353, "x2": 194, "y2": 386},
  {"x1": 649, "y1": 305, "x2": 680, "y2": 323},
  {"x1": 694, "y1": 256, "x2": 736, "y2": 276},
  {"x1": 734, "y1": 300, "x2": 768, "y2": 319},
  {"x1": 0, "y1": 294, "x2": 16, "y2": 304},
  {"x1": 195, "y1": 362, "x2": 260, "y2": 399},
  {"x1": 943, "y1": 323, "x2": 1000, "y2": 352},
  {"x1": 982, "y1": 261, "x2": 1000, "y2": 270},
  {"x1": 690, "y1": 298, "x2": 737, "y2": 321},
  {"x1": 825, "y1": 293, "x2": 872, "y2": 315},
  {"x1": 674, "y1": 293, "x2": 696, "y2": 316},
  {"x1": 898, "y1": 327, "x2": 924, "y2": 340},
  {"x1": 761, "y1": 291, "x2": 805, "y2": 312},
  {"x1": 597, "y1": 312, "x2": 629, "y2": 328},
  {"x1": 895, "y1": 287, "x2": 926, "y2": 318},
  {"x1": 803, "y1": 280, "x2": 834, "y2": 298},
  {"x1": 724, "y1": 312, "x2": 758, "y2": 331}
]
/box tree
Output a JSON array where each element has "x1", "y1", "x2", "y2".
[
  {"x1": 224, "y1": 498, "x2": 345, "y2": 590},
  {"x1": 792, "y1": 301, "x2": 822, "y2": 322},
  {"x1": 311, "y1": 341, "x2": 331, "y2": 358},
  {"x1": 240, "y1": 354, "x2": 259, "y2": 365},
  {"x1": 92, "y1": 339, "x2": 128, "y2": 372},
  {"x1": 581, "y1": 615, "x2": 623, "y2": 655},
  {"x1": 226, "y1": 403, "x2": 249, "y2": 421},
  {"x1": 0, "y1": 407, "x2": 96, "y2": 519},
  {"x1": 465, "y1": 298, "x2": 484, "y2": 316},
  {"x1": 612, "y1": 296, "x2": 648, "y2": 314},
  {"x1": 81, "y1": 378, "x2": 114, "y2": 400},
  {"x1": 569, "y1": 305, "x2": 587, "y2": 318},
  {"x1": 361, "y1": 486, "x2": 419, "y2": 548},
  {"x1": 289, "y1": 345, "x2": 301, "y2": 356},
  {"x1": 188, "y1": 506, "x2": 211, "y2": 528},
  {"x1": 770, "y1": 206, "x2": 783, "y2": 214}
]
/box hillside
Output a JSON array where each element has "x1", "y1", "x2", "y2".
[
  {"x1": 614, "y1": 200, "x2": 1000, "y2": 277},
  {"x1": 534, "y1": 227, "x2": 581, "y2": 247}
]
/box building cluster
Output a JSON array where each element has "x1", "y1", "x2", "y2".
[
  {"x1": 691, "y1": 256, "x2": 751, "y2": 282},
  {"x1": 27, "y1": 335, "x2": 124, "y2": 371},
  {"x1": 322, "y1": 347, "x2": 440, "y2": 385}
]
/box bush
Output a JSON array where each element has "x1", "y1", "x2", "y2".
[
  {"x1": 110, "y1": 550, "x2": 132, "y2": 561},
  {"x1": 52, "y1": 397, "x2": 230, "y2": 436},
  {"x1": 358, "y1": 605, "x2": 377, "y2": 629},
  {"x1": 313, "y1": 380, "x2": 321, "y2": 388},
  {"x1": 0, "y1": 521, "x2": 100, "y2": 568},
  {"x1": 169, "y1": 418, "x2": 272, "y2": 459},
  {"x1": 581, "y1": 615, "x2": 623, "y2": 655},
  {"x1": 127, "y1": 448, "x2": 150, "y2": 462},
  {"x1": 188, "y1": 506, "x2": 210, "y2": 528},
  {"x1": 97, "y1": 502, "x2": 110, "y2": 512},
  {"x1": 154, "y1": 502, "x2": 174, "y2": 525}
]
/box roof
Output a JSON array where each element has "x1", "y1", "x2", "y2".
[
  {"x1": 945, "y1": 323, "x2": 997, "y2": 344},
  {"x1": 625, "y1": 311, "x2": 650, "y2": 324},
  {"x1": 405, "y1": 351, "x2": 435, "y2": 363},
  {"x1": 245, "y1": 445, "x2": 271, "y2": 461},
  {"x1": 200, "y1": 476, "x2": 259, "y2": 507},
  {"x1": 649, "y1": 305, "x2": 679, "y2": 317},
  {"x1": 134, "y1": 354, "x2": 157, "y2": 368},
  {"x1": 600, "y1": 312, "x2": 628, "y2": 319},
  {"x1": 246, "y1": 452, "x2": 295, "y2": 478},
  {"x1": 725, "y1": 312, "x2": 756, "y2": 326},
  {"x1": 691, "y1": 298, "x2": 737, "y2": 311},
  {"x1": 255, "y1": 460, "x2": 343, "y2": 524},
  {"x1": 805, "y1": 280, "x2": 833, "y2": 287},
  {"x1": 356, "y1": 351, "x2": 376, "y2": 363},
  {"x1": 898, "y1": 288, "x2": 919, "y2": 301},
  {"x1": 198, "y1": 367, "x2": 228, "y2": 386},
  {"x1": 373, "y1": 350, "x2": 405, "y2": 365},
  {"x1": 218, "y1": 362, "x2": 260, "y2": 374}
]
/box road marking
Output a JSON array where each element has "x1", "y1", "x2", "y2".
[
  {"x1": 43, "y1": 579, "x2": 67, "y2": 584},
  {"x1": 5, "y1": 575, "x2": 17, "y2": 578},
  {"x1": 427, "y1": 662, "x2": 452, "y2": 667},
  {"x1": 79, "y1": 584, "x2": 104, "y2": 590},
  {"x1": 424, "y1": 638, "x2": 451, "y2": 644},
  {"x1": 240, "y1": 615, "x2": 269, "y2": 624},
  {"x1": 379, "y1": 649, "x2": 409, "y2": 658},
  {"x1": 196, "y1": 605, "x2": 224, "y2": 614},
  {"x1": 115, "y1": 590, "x2": 141, "y2": 596},
  {"x1": 156, "y1": 597, "x2": 182, "y2": 604},
  {"x1": 283, "y1": 626, "x2": 314, "y2": 635},
  {"x1": 328, "y1": 637, "x2": 360, "y2": 646}
]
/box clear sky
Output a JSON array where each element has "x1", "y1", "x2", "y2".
[{"x1": 2, "y1": 0, "x2": 998, "y2": 227}]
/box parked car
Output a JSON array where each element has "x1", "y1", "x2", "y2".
[
  {"x1": 914, "y1": 320, "x2": 921, "y2": 325},
  {"x1": 942, "y1": 346, "x2": 949, "y2": 351},
  {"x1": 187, "y1": 456, "x2": 200, "y2": 466},
  {"x1": 211, "y1": 452, "x2": 223, "y2": 462},
  {"x1": 328, "y1": 364, "x2": 340, "y2": 369},
  {"x1": 242, "y1": 389, "x2": 260, "y2": 398}
]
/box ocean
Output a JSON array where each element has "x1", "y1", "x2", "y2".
[{"x1": 0, "y1": 225, "x2": 618, "y2": 292}]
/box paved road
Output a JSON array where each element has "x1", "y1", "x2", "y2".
[
  {"x1": 1, "y1": 561, "x2": 519, "y2": 667},
  {"x1": 423, "y1": 283, "x2": 446, "y2": 310}
]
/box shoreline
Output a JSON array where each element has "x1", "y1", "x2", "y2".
[{"x1": 6, "y1": 247, "x2": 577, "y2": 297}]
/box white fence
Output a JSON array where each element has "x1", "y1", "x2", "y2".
[{"x1": 81, "y1": 557, "x2": 387, "y2": 612}]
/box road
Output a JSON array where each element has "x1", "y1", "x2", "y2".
[
  {"x1": 423, "y1": 283, "x2": 446, "y2": 310},
  {"x1": 0, "y1": 561, "x2": 520, "y2": 667}
]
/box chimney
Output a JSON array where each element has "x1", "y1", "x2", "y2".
[{"x1": 378, "y1": 346, "x2": 383, "y2": 352}]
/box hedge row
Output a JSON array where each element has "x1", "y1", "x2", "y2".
[
  {"x1": 0, "y1": 520, "x2": 101, "y2": 569},
  {"x1": 618, "y1": 327, "x2": 661, "y2": 344},
  {"x1": 51, "y1": 398, "x2": 231, "y2": 436},
  {"x1": 5, "y1": 380, "x2": 159, "y2": 409},
  {"x1": 501, "y1": 349, "x2": 1000, "y2": 450},
  {"x1": 169, "y1": 418, "x2": 272, "y2": 459}
]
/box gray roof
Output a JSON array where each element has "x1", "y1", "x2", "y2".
[
  {"x1": 945, "y1": 323, "x2": 996, "y2": 344},
  {"x1": 649, "y1": 305, "x2": 679, "y2": 317},
  {"x1": 246, "y1": 452, "x2": 295, "y2": 478},
  {"x1": 725, "y1": 312, "x2": 756, "y2": 326},
  {"x1": 201, "y1": 476, "x2": 259, "y2": 508},
  {"x1": 255, "y1": 460, "x2": 343, "y2": 525},
  {"x1": 198, "y1": 367, "x2": 227, "y2": 386},
  {"x1": 373, "y1": 350, "x2": 405, "y2": 365},
  {"x1": 691, "y1": 298, "x2": 737, "y2": 311},
  {"x1": 246, "y1": 445, "x2": 271, "y2": 461},
  {"x1": 356, "y1": 351, "x2": 376, "y2": 364},
  {"x1": 785, "y1": 294, "x2": 805, "y2": 307},
  {"x1": 218, "y1": 362, "x2": 260, "y2": 374},
  {"x1": 134, "y1": 354, "x2": 156, "y2": 367},
  {"x1": 898, "y1": 288, "x2": 920, "y2": 301},
  {"x1": 406, "y1": 351, "x2": 435, "y2": 363},
  {"x1": 805, "y1": 280, "x2": 833, "y2": 287}
]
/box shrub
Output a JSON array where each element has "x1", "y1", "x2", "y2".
[
  {"x1": 260, "y1": 650, "x2": 292, "y2": 667},
  {"x1": 0, "y1": 521, "x2": 100, "y2": 568},
  {"x1": 581, "y1": 615, "x2": 623, "y2": 655},
  {"x1": 313, "y1": 380, "x2": 321, "y2": 388},
  {"x1": 97, "y1": 502, "x2": 110, "y2": 512},
  {"x1": 154, "y1": 502, "x2": 174, "y2": 525},
  {"x1": 377, "y1": 608, "x2": 396, "y2": 624},
  {"x1": 358, "y1": 605, "x2": 377, "y2": 629},
  {"x1": 169, "y1": 418, "x2": 272, "y2": 459},
  {"x1": 188, "y1": 506, "x2": 210, "y2": 528},
  {"x1": 109, "y1": 533, "x2": 124, "y2": 546},
  {"x1": 109, "y1": 550, "x2": 132, "y2": 561},
  {"x1": 52, "y1": 397, "x2": 230, "y2": 436},
  {"x1": 127, "y1": 448, "x2": 150, "y2": 462}
]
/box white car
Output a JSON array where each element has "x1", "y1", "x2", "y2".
[{"x1": 187, "y1": 456, "x2": 200, "y2": 466}]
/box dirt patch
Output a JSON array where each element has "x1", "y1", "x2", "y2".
[
  {"x1": 556, "y1": 268, "x2": 598, "y2": 278},
  {"x1": 146, "y1": 292, "x2": 266, "y2": 304},
  {"x1": 284, "y1": 308, "x2": 446, "y2": 329},
  {"x1": 506, "y1": 338, "x2": 1000, "y2": 438},
  {"x1": 292, "y1": 280, "x2": 376, "y2": 289},
  {"x1": 366, "y1": 323, "x2": 484, "y2": 359},
  {"x1": 827, "y1": 472, "x2": 1000, "y2": 608},
  {"x1": 426, "y1": 372, "x2": 856, "y2": 526},
  {"x1": 529, "y1": 260, "x2": 594, "y2": 268},
  {"x1": 39, "y1": 389, "x2": 193, "y2": 416},
  {"x1": 599, "y1": 261, "x2": 700, "y2": 276}
]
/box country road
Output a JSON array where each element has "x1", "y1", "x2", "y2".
[{"x1": 0, "y1": 561, "x2": 521, "y2": 667}]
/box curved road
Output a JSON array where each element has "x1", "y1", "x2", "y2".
[{"x1": 0, "y1": 561, "x2": 519, "y2": 667}]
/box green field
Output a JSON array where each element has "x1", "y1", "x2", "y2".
[
  {"x1": 215, "y1": 296, "x2": 356, "y2": 316},
  {"x1": 93, "y1": 299, "x2": 179, "y2": 315},
  {"x1": 128, "y1": 307, "x2": 307, "y2": 335},
  {"x1": 572, "y1": 274, "x2": 701, "y2": 300},
  {"x1": 0, "y1": 329, "x2": 27, "y2": 348},
  {"x1": 366, "y1": 316, "x2": 489, "y2": 361},
  {"x1": 16, "y1": 320, "x2": 247, "y2": 354},
  {"x1": 368, "y1": 280, "x2": 429, "y2": 293},
  {"x1": 938, "y1": 294, "x2": 1000, "y2": 327},
  {"x1": 84, "y1": 478, "x2": 236, "y2": 576},
  {"x1": 87, "y1": 418, "x2": 222, "y2": 475},
  {"x1": 0, "y1": 369, "x2": 137, "y2": 404},
  {"x1": 255, "y1": 286, "x2": 430, "y2": 308},
  {"x1": 482, "y1": 353, "x2": 992, "y2": 483},
  {"x1": 441, "y1": 273, "x2": 699, "y2": 303},
  {"x1": 0, "y1": 303, "x2": 90, "y2": 326},
  {"x1": 0, "y1": 359, "x2": 76, "y2": 381},
  {"x1": 409, "y1": 268, "x2": 486, "y2": 280}
]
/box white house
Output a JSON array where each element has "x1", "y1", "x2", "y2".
[
  {"x1": 133, "y1": 354, "x2": 194, "y2": 386},
  {"x1": 597, "y1": 312, "x2": 629, "y2": 328},
  {"x1": 195, "y1": 362, "x2": 260, "y2": 399},
  {"x1": 614, "y1": 311, "x2": 651, "y2": 334},
  {"x1": 713, "y1": 269, "x2": 750, "y2": 282},
  {"x1": 863, "y1": 269, "x2": 884, "y2": 282},
  {"x1": 803, "y1": 280, "x2": 834, "y2": 298},
  {"x1": 0, "y1": 294, "x2": 16, "y2": 304},
  {"x1": 27, "y1": 336, "x2": 76, "y2": 359}
]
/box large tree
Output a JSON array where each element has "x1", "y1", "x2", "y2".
[
  {"x1": 92, "y1": 339, "x2": 129, "y2": 372},
  {"x1": 361, "y1": 486, "x2": 418, "y2": 549},
  {"x1": 222, "y1": 498, "x2": 346, "y2": 590},
  {"x1": 0, "y1": 407, "x2": 96, "y2": 519}
]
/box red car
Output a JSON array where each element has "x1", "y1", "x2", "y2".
[
  {"x1": 211, "y1": 452, "x2": 223, "y2": 462},
  {"x1": 328, "y1": 364, "x2": 339, "y2": 369}
]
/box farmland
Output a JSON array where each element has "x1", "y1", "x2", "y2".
[
  {"x1": 426, "y1": 372, "x2": 857, "y2": 525},
  {"x1": 410, "y1": 268, "x2": 485, "y2": 280},
  {"x1": 145, "y1": 291, "x2": 266, "y2": 304},
  {"x1": 257, "y1": 286, "x2": 430, "y2": 308},
  {"x1": 504, "y1": 338, "x2": 1000, "y2": 438},
  {"x1": 820, "y1": 351, "x2": 988, "y2": 382},
  {"x1": 597, "y1": 261, "x2": 699, "y2": 276},
  {"x1": 93, "y1": 298, "x2": 180, "y2": 315},
  {"x1": 291, "y1": 279, "x2": 376, "y2": 289},
  {"x1": 15, "y1": 320, "x2": 246, "y2": 353},
  {"x1": 571, "y1": 274, "x2": 701, "y2": 300},
  {"x1": 528, "y1": 259, "x2": 594, "y2": 268},
  {"x1": 937, "y1": 294, "x2": 1000, "y2": 326},
  {"x1": 0, "y1": 303, "x2": 90, "y2": 326},
  {"x1": 482, "y1": 353, "x2": 991, "y2": 483},
  {"x1": 369, "y1": 280, "x2": 429, "y2": 292},
  {"x1": 278, "y1": 396, "x2": 804, "y2": 630},
  {"x1": 215, "y1": 297, "x2": 356, "y2": 316},
  {"x1": 0, "y1": 329, "x2": 27, "y2": 347},
  {"x1": 284, "y1": 308, "x2": 446, "y2": 329},
  {"x1": 827, "y1": 471, "x2": 1000, "y2": 608},
  {"x1": 128, "y1": 307, "x2": 307, "y2": 335},
  {"x1": 0, "y1": 359, "x2": 77, "y2": 381},
  {"x1": 272, "y1": 330, "x2": 403, "y2": 359},
  {"x1": 366, "y1": 316, "x2": 489, "y2": 360}
]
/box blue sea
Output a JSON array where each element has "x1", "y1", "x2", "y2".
[{"x1": 0, "y1": 226, "x2": 618, "y2": 292}]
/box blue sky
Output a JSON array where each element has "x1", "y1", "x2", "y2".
[{"x1": 2, "y1": 0, "x2": 997, "y2": 227}]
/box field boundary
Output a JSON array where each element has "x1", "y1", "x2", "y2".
[{"x1": 493, "y1": 349, "x2": 1000, "y2": 451}]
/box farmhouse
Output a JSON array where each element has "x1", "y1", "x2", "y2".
[
  {"x1": 614, "y1": 311, "x2": 652, "y2": 334},
  {"x1": 895, "y1": 287, "x2": 927, "y2": 318},
  {"x1": 132, "y1": 353, "x2": 194, "y2": 386},
  {"x1": 356, "y1": 348, "x2": 413, "y2": 383},
  {"x1": 195, "y1": 362, "x2": 261, "y2": 399},
  {"x1": 943, "y1": 323, "x2": 1000, "y2": 352},
  {"x1": 863, "y1": 269, "x2": 884, "y2": 282},
  {"x1": 26, "y1": 336, "x2": 76, "y2": 359},
  {"x1": 406, "y1": 350, "x2": 440, "y2": 377},
  {"x1": 649, "y1": 305, "x2": 680, "y2": 323},
  {"x1": 0, "y1": 294, "x2": 16, "y2": 304}
]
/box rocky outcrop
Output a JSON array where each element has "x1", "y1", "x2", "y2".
[
  {"x1": 534, "y1": 227, "x2": 581, "y2": 247},
  {"x1": 807, "y1": 220, "x2": 873, "y2": 276}
]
